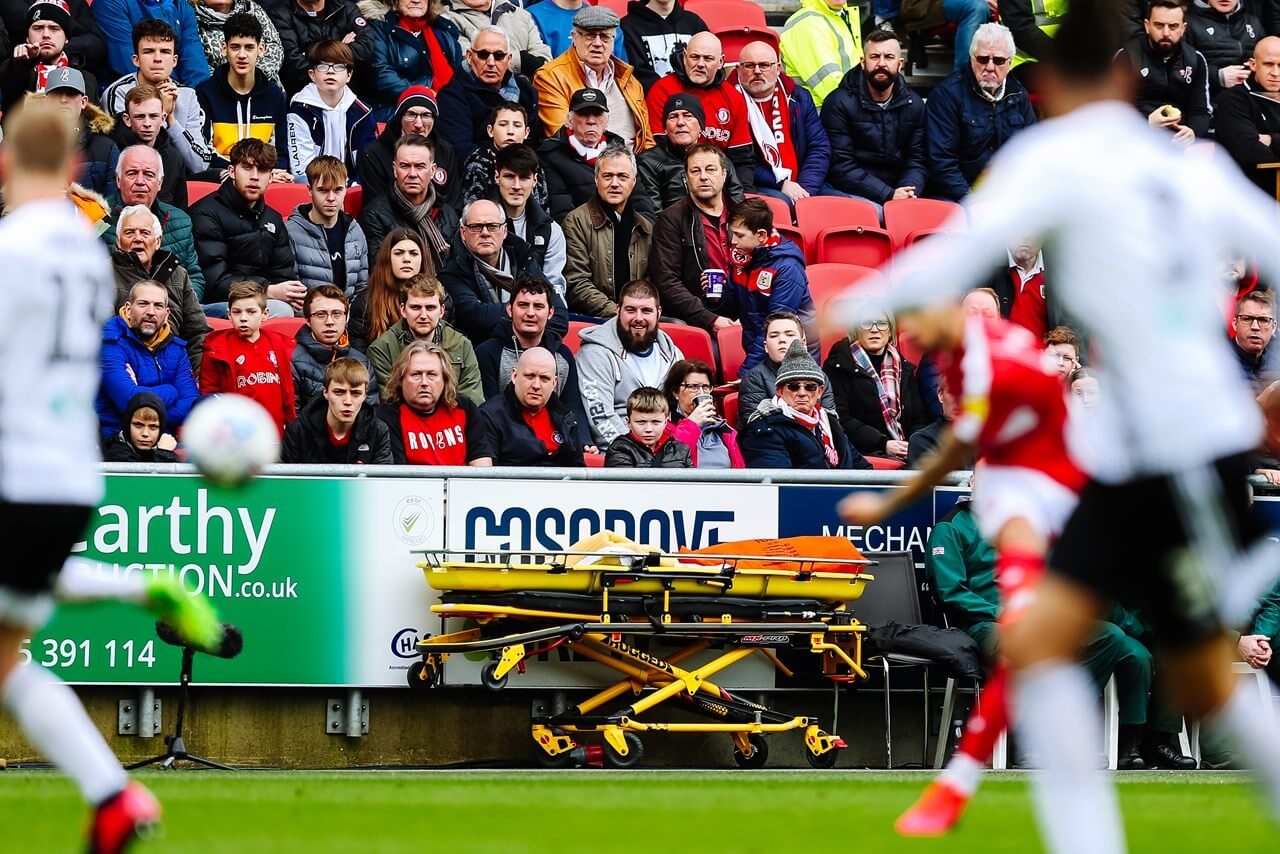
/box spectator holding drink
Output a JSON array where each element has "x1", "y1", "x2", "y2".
[{"x1": 663, "y1": 359, "x2": 743, "y2": 468}]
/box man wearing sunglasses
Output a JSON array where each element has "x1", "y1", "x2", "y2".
[
  {"x1": 435, "y1": 24, "x2": 541, "y2": 160},
  {"x1": 924, "y1": 21, "x2": 1035, "y2": 201},
  {"x1": 741, "y1": 339, "x2": 868, "y2": 469},
  {"x1": 1117, "y1": 0, "x2": 1211, "y2": 142}
]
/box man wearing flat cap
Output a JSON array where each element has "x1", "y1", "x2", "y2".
[{"x1": 533, "y1": 4, "x2": 653, "y2": 152}]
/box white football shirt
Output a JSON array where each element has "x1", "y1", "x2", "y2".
[{"x1": 0, "y1": 198, "x2": 114, "y2": 505}]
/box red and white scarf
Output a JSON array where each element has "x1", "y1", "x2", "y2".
[
  {"x1": 738, "y1": 80, "x2": 797, "y2": 185},
  {"x1": 774, "y1": 396, "x2": 839, "y2": 467},
  {"x1": 567, "y1": 130, "x2": 609, "y2": 165},
  {"x1": 35, "y1": 53, "x2": 69, "y2": 92},
  {"x1": 731, "y1": 230, "x2": 781, "y2": 281}
]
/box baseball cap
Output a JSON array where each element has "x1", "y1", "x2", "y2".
[
  {"x1": 45, "y1": 66, "x2": 86, "y2": 95},
  {"x1": 569, "y1": 87, "x2": 608, "y2": 114}
]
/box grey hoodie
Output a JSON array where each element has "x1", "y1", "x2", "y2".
[{"x1": 575, "y1": 318, "x2": 683, "y2": 446}]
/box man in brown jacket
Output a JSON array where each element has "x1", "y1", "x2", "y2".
[
  {"x1": 532, "y1": 5, "x2": 653, "y2": 152},
  {"x1": 562, "y1": 146, "x2": 653, "y2": 318}
]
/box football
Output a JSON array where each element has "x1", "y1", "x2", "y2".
[{"x1": 181, "y1": 395, "x2": 280, "y2": 486}]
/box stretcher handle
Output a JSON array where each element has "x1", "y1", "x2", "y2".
[{"x1": 414, "y1": 549, "x2": 876, "y2": 565}]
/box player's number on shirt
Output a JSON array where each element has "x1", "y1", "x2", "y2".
[{"x1": 48, "y1": 271, "x2": 103, "y2": 364}]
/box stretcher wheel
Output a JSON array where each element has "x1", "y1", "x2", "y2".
[
  {"x1": 732, "y1": 734, "x2": 769, "y2": 769},
  {"x1": 805, "y1": 746, "x2": 841, "y2": 769},
  {"x1": 603, "y1": 733, "x2": 644, "y2": 769},
  {"x1": 480, "y1": 662, "x2": 508, "y2": 691},
  {"x1": 407, "y1": 660, "x2": 439, "y2": 689}
]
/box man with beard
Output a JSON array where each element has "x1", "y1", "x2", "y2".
[
  {"x1": 1118, "y1": 0, "x2": 1211, "y2": 142},
  {"x1": 473, "y1": 346, "x2": 587, "y2": 466},
  {"x1": 820, "y1": 29, "x2": 925, "y2": 211},
  {"x1": 375, "y1": 340, "x2": 489, "y2": 465},
  {"x1": 736, "y1": 40, "x2": 829, "y2": 208},
  {"x1": 925, "y1": 22, "x2": 1036, "y2": 201},
  {"x1": 0, "y1": 0, "x2": 99, "y2": 114},
  {"x1": 576, "y1": 279, "x2": 684, "y2": 446},
  {"x1": 645, "y1": 32, "x2": 754, "y2": 191},
  {"x1": 96, "y1": 279, "x2": 200, "y2": 436},
  {"x1": 647, "y1": 143, "x2": 737, "y2": 332}
]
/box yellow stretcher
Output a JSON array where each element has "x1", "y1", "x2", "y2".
[{"x1": 409, "y1": 537, "x2": 875, "y2": 769}]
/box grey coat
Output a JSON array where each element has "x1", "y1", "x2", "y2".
[
  {"x1": 575, "y1": 318, "x2": 684, "y2": 446},
  {"x1": 286, "y1": 205, "x2": 370, "y2": 296}
]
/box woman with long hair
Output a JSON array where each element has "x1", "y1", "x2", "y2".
[{"x1": 349, "y1": 228, "x2": 425, "y2": 350}]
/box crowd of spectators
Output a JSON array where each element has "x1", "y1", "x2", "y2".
[{"x1": 0, "y1": 0, "x2": 1259, "y2": 483}]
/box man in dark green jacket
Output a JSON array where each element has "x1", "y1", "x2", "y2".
[{"x1": 926, "y1": 500, "x2": 1189, "y2": 769}]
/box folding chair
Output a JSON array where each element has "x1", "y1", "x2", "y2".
[
  {"x1": 748, "y1": 193, "x2": 795, "y2": 227},
  {"x1": 661, "y1": 323, "x2": 715, "y2": 368},
  {"x1": 796, "y1": 196, "x2": 882, "y2": 260},
  {"x1": 814, "y1": 225, "x2": 894, "y2": 268},
  {"x1": 563, "y1": 320, "x2": 592, "y2": 355},
  {"x1": 806, "y1": 263, "x2": 879, "y2": 309},
  {"x1": 716, "y1": 26, "x2": 779, "y2": 63}
]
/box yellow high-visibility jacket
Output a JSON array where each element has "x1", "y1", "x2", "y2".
[{"x1": 780, "y1": 0, "x2": 864, "y2": 109}]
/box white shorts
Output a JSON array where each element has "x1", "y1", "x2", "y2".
[{"x1": 972, "y1": 465, "x2": 1079, "y2": 543}]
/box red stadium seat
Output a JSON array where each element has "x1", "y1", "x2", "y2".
[
  {"x1": 563, "y1": 320, "x2": 592, "y2": 355},
  {"x1": 749, "y1": 193, "x2": 795, "y2": 226},
  {"x1": 716, "y1": 26, "x2": 779, "y2": 63},
  {"x1": 883, "y1": 198, "x2": 964, "y2": 249},
  {"x1": 264, "y1": 184, "x2": 311, "y2": 219},
  {"x1": 814, "y1": 225, "x2": 894, "y2": 268},
  {"x1": 897, "y1": 329, "x2": 925, "y2": 367},
  {"x1": 775, "y1": 222, "x2": 804, "y2": 253},
  {"x1": 722, "y1": 391, "x2": 739, "y2": 428},
  {"x1": 205, "y1": 316, "x2": 233, "y2": 331},
  {"x1": 593, "y1": 0, "x2": 630, "y2": 15},
  {"x1": 187, "y1": 180, "x2": 220, "y2": 205},
  {"x1": 796, "y1": 196, "x2": 882, "y2": 262},
  {"x1": 686, "y1": 0, "x2": 767, "y2": 30},
  {"x1": 807, "y1": 263, "x2": 880, "y2": 309},
  {"x1": 864, "y1": 455, "x2": 905, "y2": 470},
  {"x1": 264, "y1": 316, "x2": 306, "y2": 336},
  {"x1": 344, "y1": 184, "x2": 363, "y2": 216},
  {"x1": 716, "y1": 323, "x2": 746, "y2": 382},
  {"x1": 661, "y1": 323, "x2": 715, "y2": 368}
]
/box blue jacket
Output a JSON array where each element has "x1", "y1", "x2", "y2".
[
  {"x1": 750, "y1": 76, "x2": 831, "y2": 196},
  {"x1": 92, "y1": 0, "x2": 212, "y2": 87},
  {"x1": 739, "y1": 403, "x2": 869, "y2": 470},
  {"x1": 370, "y1": 14, "x2": 464, "y2": 120},
  {"x1": 924, "y1": 65, "x2": 1036, "y2": 201},
  {"x1": 719, "y1": 236, "x2": 819, "y2": 371},
  {"x1": 96, "y1": 314, "x2": 200, "y2": 436},
  {"x1": 821, "y1": 67, "x2": 927, "y2": 202}
]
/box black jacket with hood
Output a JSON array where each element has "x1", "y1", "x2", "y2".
[
  {"x1": 281, "y1": 394, "x2": 394, "y2": 464},
  {"x1": 620, "y1": 0, "x2": 707, "y2": 91},
  {"x1": 101, "y1": 391, "x2": 180, "y2": 462}
]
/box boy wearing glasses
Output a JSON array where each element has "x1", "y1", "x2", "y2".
[
  {"x1": 287, "y1": 40, "x2": 376, "y2": 181},
  {"x1": 290, "y1": 284, "x2": 378, "y2": 411},
  {"x1": 197, "y1": 13, "x2": 290, "y2": 180}
]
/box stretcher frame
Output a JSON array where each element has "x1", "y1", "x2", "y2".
[{"x1": 409, "y1": 548, "x2": 876, "y2": 768}]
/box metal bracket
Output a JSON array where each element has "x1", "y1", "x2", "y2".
[
  {"x1": 326, "y1": 690, "x2": 369, "y2": 737},
  {"x1": 118, "y1": 689, "x2": 161, "y2": 737}
]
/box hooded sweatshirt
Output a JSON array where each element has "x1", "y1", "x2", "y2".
[
  {"x1": 102, "y1": 391, "x2": 180, "y2": 462},
  {"x1": 199, "y1": 326, "x2": 297, "y2": 436},
  {"x1": 620, "y1": 0, "x2": 708, "y2": 91},
  {"x1": 103, "y1": 72, "x2": 214, "y2": 173},
  {"x1": 575, "y1": 318, "x2": 684, "y2": 445},
  {"x1": 197, "y1": 66, "x2": 290, "y2": 171},
  {"x1": 286, "y1": 82, "x2": 377, "y2": 180}
]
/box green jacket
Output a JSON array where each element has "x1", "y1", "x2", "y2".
[
  {"x1": 102, "y1": 195, "x2": 207, "y2": 300},
  {"x1": 780, "y1": 0, "x2": 864, "y2": 109},
  {"x1": 1252, "y1": 578, "x2": 1280, "y2": 639},
  {"x1": 925, "y1": 501, "x2": 998, "y2": 629},
  {"x1": 367, "y1": 318, "x2": 484, "y2": 406}
]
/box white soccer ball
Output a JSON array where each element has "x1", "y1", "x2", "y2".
[{"x1": 182, "y1": 395, "x2": 280, "y2": 486}]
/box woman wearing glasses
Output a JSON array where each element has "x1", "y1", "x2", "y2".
[
  {"x1": 823, "y1": 310, "x2": 932, "y2": 465},
  {"x1": 663, "y1": 359, "x2": 744, "y2": 469},
  {"x1": 740, "y1": 341, "x2": 869, "y2": 469}
]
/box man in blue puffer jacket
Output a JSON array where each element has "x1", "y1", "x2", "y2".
[
  {"x1": 92, "y1": 0, "x2": 211, "y2": 86},
  {"x1": 95, "y1": 280, "x2": 201, "y2": 436},
  {"x1": 924, "y1": 22, "x2": 1035, "y2": 201},
  {"x1": 719, "y1": 197, "x2": 819, "y2": 372}
]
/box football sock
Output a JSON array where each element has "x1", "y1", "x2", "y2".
[
  {"x1": 1, "y1": 664, "x2": 126, "y2": 804},
  {"x1": 1205, "y1": 680, "x2": 1280, "y2": 819},
  {"x1": 1013, "y1": 661, "x2": 1125, "y2": 854},
  {"x1": 996, "y1": 548, "x2": 1046, "y2": 625},
  {"x1": 941, "y1": 664, "x2": 1011, "y2": 796}
]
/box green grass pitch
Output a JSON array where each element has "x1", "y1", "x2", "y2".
[{"x1": 1, "y1": 770, "x2": 1274, "y2": 852}]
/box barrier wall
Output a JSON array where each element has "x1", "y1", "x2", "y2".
[{"x1": 31, "y1": 467, "x2": 1280, "y2": 689}]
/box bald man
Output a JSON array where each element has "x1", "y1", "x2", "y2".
[
  {"x1": 1215, "y1": 36, "x2": 1280, "y2": 194},
  {"x1": 735, "y1": 39, "x2": 832, "y2": 204},
  {"x1": 645, "y1": 31, "x2": 756, "y2": 191},
  {"x1": 474, "y1": 346, "x2": 590, "y2": 466}
]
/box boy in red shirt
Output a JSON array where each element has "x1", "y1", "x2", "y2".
[{"x1": 199, "y1": 282, "x2": 297, "y2": 434}]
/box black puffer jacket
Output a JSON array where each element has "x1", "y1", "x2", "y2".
[
  {"x1": 1214, "y1": 76, "x2": 1280, "y2": 192},
  {"x1": 539, "y1": 126, "x2": 626, "y2": 221},
  {"x1": 635, "y1": 137, "x2": 742, "y2": 213},
  {"x1": 290, "y1": 323, "x2": 379, "y2": 414},
  {"x1": 357, "y1": 185, "x2": 460, "y2": 264},
  {"x1": 189, "y1": 180, "x2": 298, "y2": 303},
  {"x1": 822, "y1": 338, "x2": 933, "y2": 456},
  {"x1": 1187, "y1": 0, "x2": 1263, "y2": 91},
  {"x1": 281, "y1": 396, "x2": 394, "y2": 464},
  {"x1": 820, "y1": 67, "x2": 927, "y2": 203},
  {"x1": 604, "y1": 430, "x2": 693, "y2": 468}
]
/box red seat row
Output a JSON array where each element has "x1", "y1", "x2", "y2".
[{"x1": 187, "y1": 181, "x2": 364, "y2": 218}]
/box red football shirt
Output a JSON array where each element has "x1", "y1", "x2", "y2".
[
  {"x1": 943, "y1": 316, "x2": 1085, "y2": 491},
  {"x1": 522, "y1": 406, "x2": 561, "y2": 454},
  {"x1": 398, "y1": 404, "x2": 471, "y2": 466}
]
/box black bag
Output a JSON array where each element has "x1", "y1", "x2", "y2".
[{"x1": 863, "y1": 620, "x2": 984, "y2": 681}]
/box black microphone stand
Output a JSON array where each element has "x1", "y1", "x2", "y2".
[{"x1": 126, "y1": 629, "x2": 234, "y2": 771}]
